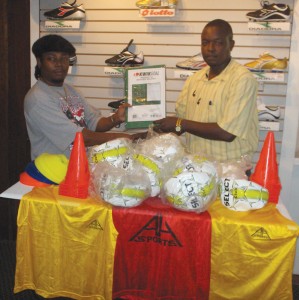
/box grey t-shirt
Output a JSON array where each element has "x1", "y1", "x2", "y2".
[{"x1": 24, "y1": 80, "x2": 101, "y2": 160}]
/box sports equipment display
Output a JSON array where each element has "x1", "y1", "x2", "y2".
[
  {"x1": 246, "y1": 1, "x2": 291, "y2": 22},
  {"x1": 105, "y1": 39, "x2": 144, "y2": 67},
  {"x1": 257, "y1": 101, "x2": 281, "y2": 121},
  {"x1": 220, "y1": 178, "x2": 269, "y2": 211},
  {"x1": 44, "y1": 0, "x2": 86, "y2": 20},
  {"x1": 136, "y1": 0, "x2": 178, "y2": 8},
  {"x1": 244, "y1": 52, "x2": 288, "y2": 71},
  {"x1": 176, "y1": 53, "x2": 207, "y2": 70},
  {"x1": 164, "y1": 171, "x2": 216, "y2": 212}
]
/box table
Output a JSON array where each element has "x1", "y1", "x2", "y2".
[{"x1": 9, "y1": 185, "x2": 299, "y2": 300}]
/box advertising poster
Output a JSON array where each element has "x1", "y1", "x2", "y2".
[{"x1": 125, "y1": 65, "x2": 166, "y2": 129}]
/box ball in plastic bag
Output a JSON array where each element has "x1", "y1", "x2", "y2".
[
  {"x1": 164, "y1": 171, "x2": 216, "y2": 212},
  {"x1": 173, "y1": 155, "x2": 218, "y2": 180},
  {"x1": 133, "y1": 153, "x2": 162, "y2": 197},
  {"x1": 88, "y1": 138, "x2": 131, "y2": 169}
]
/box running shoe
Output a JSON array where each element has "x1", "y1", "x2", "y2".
[
  {"x1": 244, "y1": 52, "x2": 288, "y2": 71},
  {"x1": 176, "y1": 53, "x2": 207, "y2": 70},
  {"x1": 136, "y1": 0, "x2": 178, "y2": 8},
  {"x1": 105, "y1": 39, "x2": 144, "y2": 67},
  {"x1": 69, "y1": 54, "x2": 77, "y2": 66},
  {"x1": 257, "y1": 100, "x2": 281, "y2": 121},
  {"x1": 246, "y1": 1, "x2": 291, "y2": 22},
  {"x1": 108, "y1": 99, "x2": 125, "y2": 110},
  {"x1": 44, "y1": 0, "x2": 85, "y2": 20}
]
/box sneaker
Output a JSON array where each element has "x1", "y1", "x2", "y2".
[
  {"x1": 136, "y1": 0, "x2": 178, "y2": 8},
  {"x1": 246, "y1": 1, "x2": 291, "y2": 22},
  {"x1": 105, "y1": 39, "x2": 144, "y2": 67},
  {"x1": 108, "y1": 99, "x2": 125, "y2": 110},
  {"x1": 44, "y1": 0, "x2": 85, "y2": 20},
  {"x1": 69, "y1": 54, "x2": 77, "y2": 66},
  {"x1": 176, "y1": 53, "x2": 207, "y2": 70},
  {"x1": 257, "y1": 101, "x2": 281, "y2": 121},
  {"x1": 244, "y1": 52, "x2": 288, "y2": 71}
]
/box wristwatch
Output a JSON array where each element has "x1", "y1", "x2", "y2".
[{"x1": 175, "y1": 118, "x2": 182, "y2": 133}]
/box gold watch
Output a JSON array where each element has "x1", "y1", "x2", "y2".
[{"x1": 175, "y1": 118, "x2": 182, "y2": 133}]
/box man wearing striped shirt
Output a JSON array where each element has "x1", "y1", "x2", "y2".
[{"x1": 154, "y1": 19, "x2": 258, "y2": 164}]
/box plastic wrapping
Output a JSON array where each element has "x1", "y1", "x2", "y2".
[
  {"x1": 135, "y1": 132, "x2": 187, "y2": 165},
  {"x1": 88, "y1": 138, "x2": 133, "y2": 171},
  {"x1": 217, "y1": 155, "x2": 252, "y2": 180},
  {"x1": 163, "y1": 171, "x2": 217, "y2": 213},
  {"x1": 90, "y1": 160, "x2": 151, "y2": 207},
  {"x1": 133, "y1": 153, "x2": 162, "y2": 197},
  {"x1": 171, "y1": 154, "x2": 218, "y2": 181}
]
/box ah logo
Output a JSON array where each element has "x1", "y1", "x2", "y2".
[
  {"x1": 88, "y1": 220, "x2": 103, "y2": 230},
  {"x1": 129, "y1": 214, "x2": 182, "y2": 247},
  {"x1": 251, "y1": 227, "x2": 271, "y2": 240}
]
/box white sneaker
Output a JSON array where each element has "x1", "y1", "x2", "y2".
[
  {"x1": 176, "y1": 53, "x2": 207, "y2": 70},
  {"x1": 257, "y1": 101, "x2": 280, "y2": 121}
]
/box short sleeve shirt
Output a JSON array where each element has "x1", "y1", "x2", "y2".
[
  {"x1": 24, "y1": 80, "x2": 102, "y2": 159},
  {"x1": 176, "y1": 59, "x2": 259, "y2": 162}
]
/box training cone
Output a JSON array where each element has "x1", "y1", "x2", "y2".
[
  {"x1": 59, "y1": 132, "x2": 90, "y2": 199},
  {"x1": 250, "y1": 131, "x2": 281, "y2": 204}
]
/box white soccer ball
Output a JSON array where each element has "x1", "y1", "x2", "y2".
[
  {"x1": 133, "y1": 153, "x2": 162, "y2": 197},
  {"x1": 88, "y1": 138, "x2": 132, "y2": 169},
  {"x1": 164, "y1": 171, "x2": 217, "y2": 212},
  {"x1": 220, "y1": 178, "x2": 269, "y2": 211},
  {"x1": 173, "y1": 155, "x2": 218, "y2": 179},
  {"x1": 91, "y1": 161, "x2": 151, "y2": 207}
]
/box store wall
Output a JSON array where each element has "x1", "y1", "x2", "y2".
[{"x1": 33, "y1": 0, "x2": 298, "y2": 271}]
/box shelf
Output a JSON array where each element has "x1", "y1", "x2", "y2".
[
  {"x1": 44, "y1": 20, "x2": 81, "y2": 29},
  {"x1": 259, "y1": 121, "x2": 280, "y2": 131},
  {"x1": 104, "y1": 67, "x2": 125, "y2": 77},
  {"x1": 174, "y1": 69, "x2": 196, "y2": 79},
  {"x1": 247, "y1": 22, "x2": 291, "y2": 32},
  {"x1": 251, "y1": 71, "x2": 285, "y2": 82}
]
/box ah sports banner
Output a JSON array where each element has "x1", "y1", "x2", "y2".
[
  {"x1": 112, "y1": 197, "x2": 211, "y2": 300},
  {"x1": 14, "y1": 186, "x2": 117, "y2": 300},
  {"x1": 208, "y1": 200, "x2": 299, "y2": 300}
]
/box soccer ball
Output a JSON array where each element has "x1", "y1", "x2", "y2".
[
  {"x1": 88, "y1": 138, "x2": 132, "y2": 169},
  {"x1": 220, "y1": 178, "x2": 269, "y2": 211},
  {"x1": 164, "y1": 171, "x2": 217, "y2": 212},
  {"x1": 133, "y1": 153, "x2": 162, "y2": 197},
  {"x1": 91, "y1": 161, "x2": 151, "y2": 207},
  {"x1": 173, "y1": 154, "x2": 218, "y2": 179}
]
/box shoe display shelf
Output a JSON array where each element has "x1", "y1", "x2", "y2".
[
  {"x1": 44, "y1": 20, "x2": 81, "y2": 29},
  {"x1": 259, "y1": 121, "x2": 280, "y2": 131},
  {"x1": 104, "y1": 67, "x2": 126, "y2": 77},
  {"x1": 247, "y1": 22, "x2": 291, "y2": 32},
  {"x1": 250, "y1": 71, "x2": 286, "y2": 82},
  {"x1": 173, "y1": 69, "x2": 196, "y2": 79}
]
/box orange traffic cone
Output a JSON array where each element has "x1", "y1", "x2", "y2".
[
  {"x1": 250, "y1": 131, "x2": 281, "y2": 204},
  {"x1": 59, "y1": 132, "x2": 90, "y2": 199}
]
